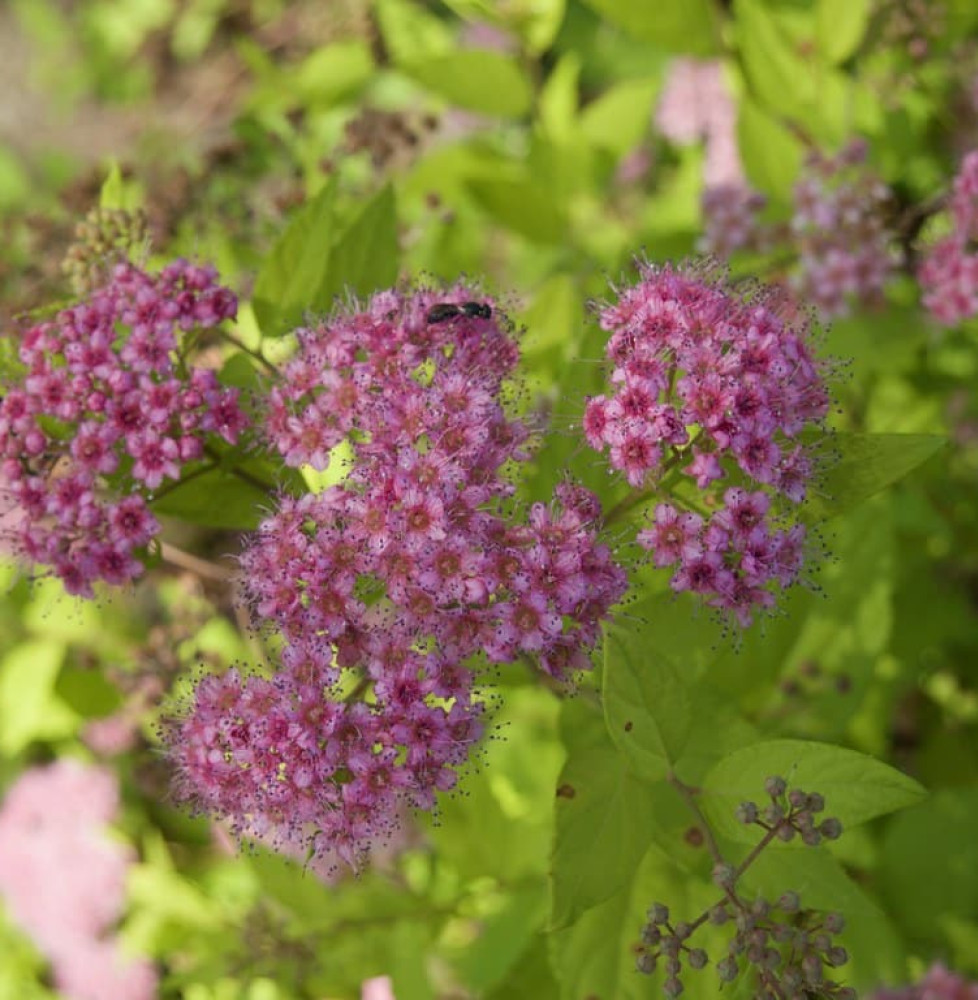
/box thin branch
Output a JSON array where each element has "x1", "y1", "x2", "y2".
[{"x1": 159, "y1": 541, "x2": 235, "y2": 582}]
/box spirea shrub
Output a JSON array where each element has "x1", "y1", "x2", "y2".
[
  {"x1": 166, "y1": 286, "x2": 628, "y2": 868},
  {"x1": 0, "y1": 259, "x2": 248, "y2": 596},
  {"x1": 583, "y1": 259, "x2": 830, "y2": 625}
]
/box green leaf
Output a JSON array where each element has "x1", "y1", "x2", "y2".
[
  {"x1": 485, "y1": 934, "x2": 559, "y2": 1000},
  {"x1": 581, "y1": 0, "x2": 720, "y2": 55},
  {"x1": 252, "y1": 183, "x2": 399, "y2": 335},
  {"x1": 737, "y1": 95, "x2": 804, "y2": 202},
  {"x1": 0, "y1": 639, "x2": 75, "y2": 754},
  {"x1": 701, "y1": 739, "x2": 927, "y2": 844},
  {"x1": 426, "y1": 688, "x2": 562, "y2": 883},
  {"x1": 313, "y1": 184, "x2": 399, "y2": 315},
  {"x1": 804, "y1": 433, "x2": 948, "y2": 523},
  {"x1": 538, "y1": 53, "x2": 580, "y2": 142},
  {"x1": 374, "y1": 0, "x2": 454, "y2": 65},
  {"x1": 816, "y1": 0, "x2": 872, "y2": 64},
  {"x1": 580, "y1": 77, "x2": 659, "y2": 155},
  {"x1": 293, "y1": 40, "x2": 373, "y2": 106},
  {"x1": 252, "y1": 180, "x2": 338, "y2": 335},
  {"x1": 602, "y1": 620, "x2": 692, "y2": 782},
  {"x1": 735, "y1": 0, "x2": 814, "y2": 119},
  {"x1": 467, "y1": 175, "x2": 567, "y2": 244},
  {"x1": 97, "y1": 160, "x2": 143, "y2": 212},
  {"x1": 880, "y1": 787, "x2": 978, "y2": 948},
  {"x1": 551, "y1": 700, "x2": 657, "y2": 928},
  {"x1": 151, "y1": 465, "x2": 273, "y2": 530},
  {"x1": 402, "y1": 49, "x2": 532, "y2": 117},
  {"x1": 454, "y1": 884, "x2": 549, "y2": 993}
]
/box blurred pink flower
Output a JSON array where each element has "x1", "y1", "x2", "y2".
[
  {"x1": 0, "y1": 760, "x2": 157, "y2": 1000},
  {"x1": 656, "y1": 58, "x2": 745, "y2": 187},
  {"x1": 362, "y1": 976, "x2": 396, "y2": 1000}
]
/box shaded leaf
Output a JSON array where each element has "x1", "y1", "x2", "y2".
[
  {"x1": 805, "y1": 433, "x2": 947, "y2": 524},
  {"x1": 551, "y1": 700, "x2": 657, "y2": 928},
  {"x1": 603, "y1": 620, "x2": 692, "y2": 782}
]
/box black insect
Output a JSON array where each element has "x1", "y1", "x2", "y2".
[
  {"x1": 461, "y1": 301, "x2": 492, "y2": 319},
  {"x1": 425, "y1": 301, "x2": 493, "y2": 324},
  {"x1": 425, "y1": 302, "x2": 462, "y2": 324}
]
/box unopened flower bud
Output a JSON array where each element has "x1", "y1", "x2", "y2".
[
  {"x1": 801, "y1": 954, "x2": 823, "y2": 985},
  {"x1": 663, "y1": 976, "x2": 684, "y2": 998},
  {"x1": 765, "y1": 776, "x2": 787, "y2": 798},
  {"x1": 788, "y1": 788, "x2": 807, "y2": 808},
  {"x1": 736, "y1": 801, "x2": 759, "y2": 824},
  {"x1": 778, "y1": 891, "x2": 800, "y2": 913},
  {"x1": 801, "y1": 827, "x2": 822, "y2": 847},
  {"x1": 712, "y1": 862, "x2": 736, "y2": 888},
  {"x1": 826, "y1": 946, "x2": 849, "y2": 967},
  {"x1": 820, "y1": 817, "x2": 843, "y2": 840},
  {"x1": 717, "y1": 957, "x2": 739, "y2": 982}
]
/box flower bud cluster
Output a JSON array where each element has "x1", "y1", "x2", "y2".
[
  {"x1": 713, "y1": 896, "x2": 853, "y2": 999},
  {"x1": 635, "y1": 902, "x2": 709, "y2": 997},
  {"x1": 0, "y1": 760, "x2": 157, "y2": 1000},
  {"x1": 168, "y1": 287, "x2": 627, "y2": 867},
  {"x1": 583, "y1": 259, "x2": 829, "y2": 625},
  {"x1": 870, "y1": 963, "x2": 978, "y2": 999},
  {"x1": 636, "y1": 778, "x2": 852, "y2": 999},
  {"x1": 701, "y1": 139, "x2": 895, "y2": 319},
  {"x1": 737, "y1": 774, "x2": 844, "y2": 847},
  {"x1": 61, "y1": 207, "x2": 149, "y2": 295},
  {"x1": 0, "y1": 260, "x2": 248, "y2": 596},
  {"x1": 918, "y1": 150, "x2": 978, "y2": 325}
]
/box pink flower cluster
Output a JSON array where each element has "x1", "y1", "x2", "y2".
[
  {"x1": 168, "y1": 287, "x2": 626, "y2": 867},
  {"x1": 871, "y1": 963, "x2": 978, "y2": 1000},
  {"x1": 919, "y1": 150, "x2": 978, "y2": 325},
  {"x1": 0, "y1": 260, "x2": 248, "y2": 596},
  {"x1": 583, "y1": 260, "x2": 829, "y2": 626},
  {"x1": 700, "y1": 185, "x2": 770, "y2": 258},
  {"x1": 656, "y1": 58, "x2": 745, "y2": 187},
  {"x1": 701, "y1": 140, "x2": 895, "y2": 318},
  {"x1": 0, "y1": 760, "x2": 157, "y2": 1000},
  {"x1": 791, "y1": 140, "x2": 894, "y2": 317}
]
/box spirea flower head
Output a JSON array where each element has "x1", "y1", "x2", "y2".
[
  {"x1": 0, "y1": 760, "x2": 157, "y2": 1000},
  {"x1": 584, "y1": 258, "x2": 830, "y2": 626},
  {"x1": 918, "y1": 150, "x2": 978, "y2": 325},
  {"x1": 167, "y1": 285, "x2": 627, "y2": 868},
  {"x1": 0, "y1": 259, "x2": 248, "y2": 596},
  {"x1": 700, "y1": 184, "x2": 771, "y2": 258},
  {"x1": 791, "y1": 139, "x2": 894, "y2": 317}
]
